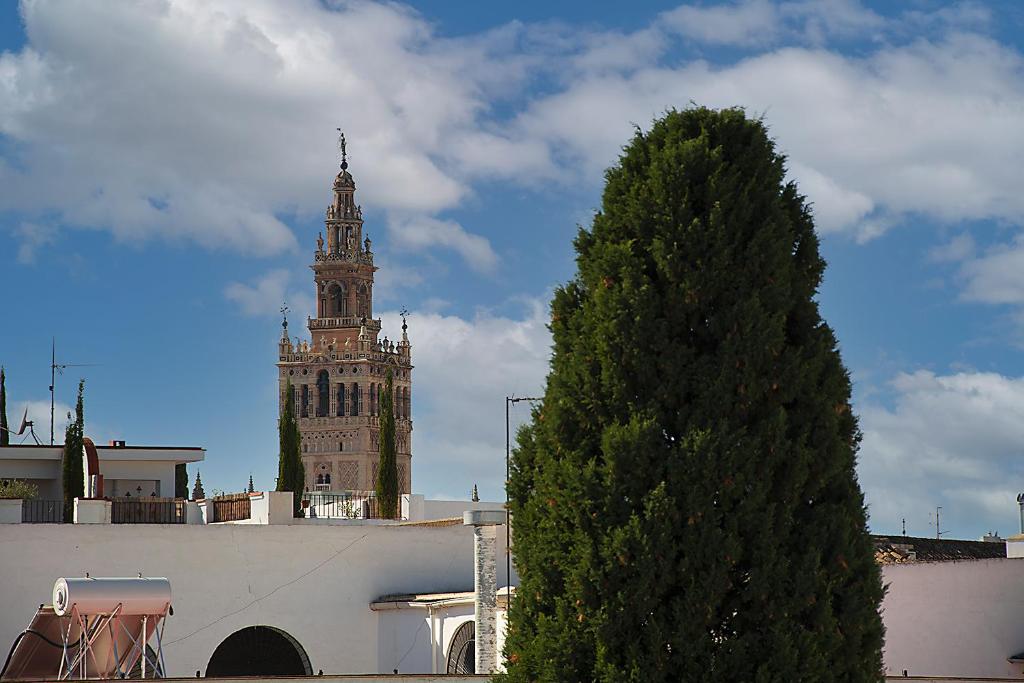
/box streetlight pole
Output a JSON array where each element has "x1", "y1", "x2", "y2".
[{"x1": 506, "y1": 395, "x2": 541, "y2": 600}]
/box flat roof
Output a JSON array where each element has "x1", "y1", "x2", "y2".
[{"x1": 370, "y1": 587, "x2": 514, "y2": 610}]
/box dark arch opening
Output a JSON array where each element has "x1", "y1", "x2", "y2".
[
  {"x1": 206, "y1": 626, "x2": 311, "y2": 678},
  {"x1": 317, "y1": 370, "x2": 330, "y2": 417},
  {"x1": 446, "y1": 620, "x2": 475, "y2": 674}
]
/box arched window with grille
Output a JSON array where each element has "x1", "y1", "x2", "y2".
[
  {"x1": 337, "y1": 384, "x2": 345, "y2": 416},
  {"x1": 446, "y1": 621, "x2": 475, "y2": 674},
  {"x1": 350, "y1": 382, "x2": 359, "y2": 416},
  {"x1": 301, "y1": 385, "x2": 309, "y2": 418}
]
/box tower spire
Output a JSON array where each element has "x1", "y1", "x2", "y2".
[{"x1": 337, "y1": 128, "x2": 348, "y2": 170}]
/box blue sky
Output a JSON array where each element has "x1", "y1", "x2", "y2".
[{"x1": 2, "y1": 0, "x2": 1024, "y2": 540}]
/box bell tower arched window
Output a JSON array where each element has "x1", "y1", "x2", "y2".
[
  {"x1": 356, "y1": 284, "x2": 369, "y2": 319},
  {"x1": 328, "y1": 283, "x2": 346, "y2": 317},
  {"x1": 337, "y1": 384, "x2": 345, "y2": 416},
  {"x1": 350, "y1": 382, "x2": 359, "y2": 416}
]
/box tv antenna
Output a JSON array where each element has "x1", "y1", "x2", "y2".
[
  {"x1": 929, "y1": 506, "x2": 946, "y2": 540},
  {"x1": 49, "y1": 338, "x2": 101, "y2": 445},
  {"x1": 0, "y1": 407, "x2": 41, "y2": 445}
]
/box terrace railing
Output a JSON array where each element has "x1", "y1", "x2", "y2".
[
  {"x1": 111, "y1": 498, "x2": 186, "y2": 524},
  {"x1": 304, "y1": 491, "x2": 402, "y2": 520},
  {"x1": 22, "y1": 499, "x2": 65, "y2": 523}
]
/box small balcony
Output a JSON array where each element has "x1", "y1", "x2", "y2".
[{"x1": 308, "y1": 316, "x2": 381, "y2": 331}]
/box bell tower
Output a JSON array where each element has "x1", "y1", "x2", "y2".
[{"x1": 276, "y1": 133, "x2": 413, "y2": 495}]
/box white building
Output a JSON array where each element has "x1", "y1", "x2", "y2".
[
  {"x1": 0, "y1": 492, "x2": 515, "y2": 677},
  {"x1": 0, "y1": 441, "x2": 204, "y2": 502}
]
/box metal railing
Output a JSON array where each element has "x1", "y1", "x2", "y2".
[
  {"x1": 212, "y1": 494, "x2": 251, "y2": 523},
  {"x1": 22, "y1": 499, "x2": 65, "y2": 523},
  {"x1": 303, "y1": 491, "x2": 401, "y2": 520},
  {"x1": 111, "y1": 498, "x2": 186, "y2": 524}
]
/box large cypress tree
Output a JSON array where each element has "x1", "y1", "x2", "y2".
[
  {"x1": 0, "y1": 366, "x2": 8, "y2": 447},
  {"x1": 375, "y1": 369, "x2": 399, "y2": 519},
  {"x1": 277, "y1": 379, "x2": 305, "y2": 517},
  {"x1": 175, "y1": 463, "x2": 188, "y2": 499},
  {"x1": 503, "y1": 108, "x2": 884, "y2": 682},
  {"x1": 61, "y1": 380, "x2": 85, "y2": 520}
]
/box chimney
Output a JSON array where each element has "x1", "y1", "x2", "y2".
[
  {"x1": 463, "y1": 510, "x2": 505, "y2": 674},
  {"x1": 1018, "y1": 494, "x2": 1024, "y2": 534}
]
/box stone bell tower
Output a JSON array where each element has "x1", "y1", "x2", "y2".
[{"x1": 276, "y1": 134, "x2": 413, "y2": 494}]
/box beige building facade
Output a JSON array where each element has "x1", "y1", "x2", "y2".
[{"x1": 276, "y1": 139, "x2": 412, "y2": 493}]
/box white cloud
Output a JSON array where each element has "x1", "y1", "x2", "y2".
[
  {"x1": 662, "y1": 0, "x2": 781, "y2": 47},
  {"x1": 224, "y1": 268, "x2": 313, "y2": 318},
  {"x1": 0, "y1": 0, "x2": 506, "y2": 267},
  {"x1": 858, "y1": 370, "x2": 1024, "y2": 537},
  {"x1": 3, "y1": 0, "x2": 1018, "y2": 268},
  {"x1": 378, "y1": 300, "x2": 552, "y2": 500},
  {"x1": 661, "y1": 0, "x2": 882, "y2": 47},
  {"x1": 12, "y1": 221, "x2": 56, "y2": 263},
  {"x1": 388, "y1": 215, "x2": 499, "y2": 274},
  {"x1": 929, "y1": 233, "x2": 975, "y2": 264},
  {"x1": 510, "y1": 33, "x2": 1024, "y2": 240},
  {"x1": 958, "y1": 237, "x2": 1024, "y2": 305}
]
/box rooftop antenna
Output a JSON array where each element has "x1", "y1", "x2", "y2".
[
  {"x1": 0, "y1": 407, "x2": 41, "y2": 445},
  {"x1": 50, "y1": 338, "x2": 101, "y2": 445}
]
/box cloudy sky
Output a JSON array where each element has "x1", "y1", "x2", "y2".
[{"x1": 2, "y1": 0, "x2": 1024, "y2": 539}]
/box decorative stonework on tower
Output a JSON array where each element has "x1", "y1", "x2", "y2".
[{"x1": 276, "y1": 134, "x2": 413, "y2": 494}]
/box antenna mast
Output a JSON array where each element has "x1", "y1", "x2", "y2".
[{"x1": 49, "y1": 338, "x2": 101, "y2": 445}]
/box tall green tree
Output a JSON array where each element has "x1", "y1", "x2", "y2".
[
  {"x1": 0, "y1": 366, "x2": 8, "y2": 447},
  {"x1": 192, "y1": 471, "x2": 205, "y2": 500},
  {"x1": 277, "y1": 379, "x2": 305, "y2": 517},
  {"x1": 503, "y1": 108, "x2": 884, "y2": 682},
  {"x1": 175, "y1": 463, "x2": 188, "y2": 498},
  {"x1": 375, "y1": 369, "x2": 399, "y2": 519},
  {"x1": 61, "y1": 380, "x2": 85, "y2": 520}
]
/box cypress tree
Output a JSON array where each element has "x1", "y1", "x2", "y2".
[
  {"x1": 175, "y1": 463, "x2": 188, "y2": 499},
  {"x1": 503, "y1": 108, "x2": 884, "y2": 682},
  {"x1": 375, "y1": 369, "x2": 399, "y2": 519},
  {"x1": 0, "y1": 366, "x2": 8, "y2": 447},
  {"x1": 61, "y1": 380, "x2": 85, "y2": 520},
  {"x1": 192, "y1": 471, "x2": 205, "y2": 500},
  {"x1": 277, "y1": 379, "x2": 305, "y2": 517}
]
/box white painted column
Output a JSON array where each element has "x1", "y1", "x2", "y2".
[{"x1": 464, "y1": 510, "x2": 505, "y2": 674}]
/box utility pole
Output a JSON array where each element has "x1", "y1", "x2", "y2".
[{"x1": 935, "y1": 506, "x2": 944, "y2": 540}]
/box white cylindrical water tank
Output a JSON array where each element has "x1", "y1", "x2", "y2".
[{"x1": 52, "y1": 577, "x2": 172, "y2": 616}]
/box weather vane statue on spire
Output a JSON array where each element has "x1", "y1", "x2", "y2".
[{"x1": 336, "y1": 128, "x2": 348, "y2": 170}]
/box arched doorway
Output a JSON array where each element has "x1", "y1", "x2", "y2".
[
  {"x1": 206, "y1": 626, "x2": 311, "y2": 677},
  {"x1": 446, "y1": 620, "x2": 475, "y2": 674}
]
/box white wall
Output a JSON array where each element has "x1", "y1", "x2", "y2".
[
  {"x1": 99, "y1": 460, "x2": 174, "y2": 498},
  {"x1": 0, "y1": 520, "x2": 508, "y2": 677},
  {"x1": 882, "y1": 559, "x2": 1024, "y2": 678}
]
